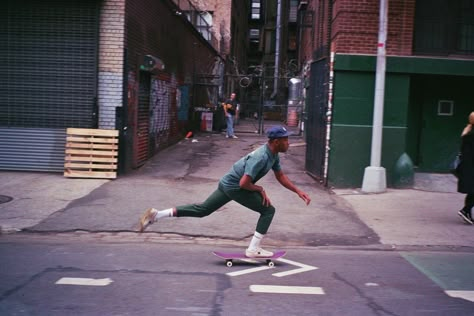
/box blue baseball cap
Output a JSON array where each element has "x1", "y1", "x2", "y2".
[{"x1": 267, "y1": 126, "x2": 289, "y2": 139}]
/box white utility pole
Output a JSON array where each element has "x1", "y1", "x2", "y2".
[{"x1": 361, "y1": 0, "x2": 388, "y2": 193}]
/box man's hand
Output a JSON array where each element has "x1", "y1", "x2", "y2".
[
  {"x1": 260, "y1": 189, "x2": 272, "y2": 207},
  {"x1": 297, "y1": 190, "x2": 311, "y2": 205},
  {"x1": 239, "y1": 175, "x2": 271, "y2": 206}
]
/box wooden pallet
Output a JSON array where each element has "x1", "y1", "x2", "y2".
[{"x1": 64, "y1": 128, "x2": 119, "y2": 179}]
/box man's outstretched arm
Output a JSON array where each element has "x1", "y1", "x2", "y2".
[{"x1": 274, "y1": 170, "x2": 311, "y2": 205}]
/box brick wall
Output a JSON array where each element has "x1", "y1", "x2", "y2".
[
  {"x1": 332, "y1": 0, "x2": 415, "y2": 55},
  {"x1": 213, "y1": 0, "x2": 232, "y2": 56},
  {"x1": 125, "y1": 0, "x2": 219, "y2": 160},
  {"x1": 190, "y1": 0, "x2": 232, "y2": 57},
  {"x1": 298, "y1": 0, "x2": 333, "y2": 66},
  {"x1": 97, "y1": 0, "x2": 126, "y2": 129},
  {"x1": 299, "y1": 0, "x2": 415, "y2": 62}
]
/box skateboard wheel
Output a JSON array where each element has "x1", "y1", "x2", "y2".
[
  {"x1": 226, "y1": 260, "x2": 233, "y2": 267},
  {"x1": 267, "y1": 260, "x2": 274, "y2": 268}
]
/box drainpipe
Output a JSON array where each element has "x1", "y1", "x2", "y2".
[
  {"x1": 323, "y1": 49, "x2": 335, "y2": 184},
  {"x1": 271, "y1": 0, "x2": 282, "y2": 99},
  {"x1": 218, "y1": 58, "x2": 224, "y2": 100},
  {"x1": 322, "y1": 0, "x2": 333, "y2": 186}
]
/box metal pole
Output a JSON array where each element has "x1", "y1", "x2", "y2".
[
  {"x1": 271, "y1": 0, "x2": 282, "y2": 99},
  {"x1": 361, "y1": 0, "x2": 388, "y2": 193},
  {"x1": 259, "y1": 76, "x2": 265, "y2": 135},
  {"x1": 370, "y1": 0, "x2": 387, "y2": 167}
]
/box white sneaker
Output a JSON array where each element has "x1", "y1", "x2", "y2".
[
  {"x1": 231, "y1": 135, "x2": 238, "y2": 139},
  {"x1": 245, "y1": 247, "x2": 273, "y2": 258},
  {"x1": 138, "y1": 208, "x2": 157, "y2": 232}
]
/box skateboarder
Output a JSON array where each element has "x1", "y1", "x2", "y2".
[{"x1": 138, "y1": 126, "x2": 311, "y2": 258}]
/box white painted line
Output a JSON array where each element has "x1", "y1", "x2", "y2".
[
  {"x1": 445, "y1": 290, "x2": 474, "y2": 302},
  {"x1": 365, "y1": 282, "x2": 379, "y2": 287},
  {"x1": 55, "y1": 277, "x2": 113, "y2": 286},
  {"x1": 226, "y1": 266, "x2": 273, "y2": 277},
  {"x1": 250, "y1": 285, "x2": 325, "y2": 295},
  {"x1": 272, "y1": 258, "x2": 318, "y2": 277}
]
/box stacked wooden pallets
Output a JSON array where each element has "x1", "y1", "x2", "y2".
[{"x1": 64, "y1": 128, "x2": 119, "y2": 179}]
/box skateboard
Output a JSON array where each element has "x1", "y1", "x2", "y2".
[{"x1": 213, "y1": 250, "x2": 286, "y2": 267}]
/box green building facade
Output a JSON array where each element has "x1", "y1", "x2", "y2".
[{"x1": 328, "y1": 54, "x2": 474, "y2": 188}]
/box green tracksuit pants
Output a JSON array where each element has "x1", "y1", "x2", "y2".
[{"x1": 176, "y1": 183, "x2": 275, "y2": 234}]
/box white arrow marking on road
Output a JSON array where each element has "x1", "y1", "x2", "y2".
[
  {"x1": 55, "y1": 277, "x2": 113, "y2": 286},
  {"x1": 250, "y1": 285, "x2": 325, "y2": 295},
  {"x1": 225, "y1": 257, "x2": 317, "y2": 277},
  {"x1": 445, "y1": 290, "x2": 474, "y2": 302},
  {"x1": 272, "y1": 258, "x2": 318, "y2": 277},
  {"x1": 226, "y1": 265, "x2": 273, "y2": 277}
]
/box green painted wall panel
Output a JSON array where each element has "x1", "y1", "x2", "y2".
[
  {"x1": 328, "y1": 125, "x2": 371, "y2": 187},
  {"x1": 328, "y1": 126, "x2": 407, "y2": 187},
  {"x1": 329, "y1": 70, "x2": 411, "y2": 188},
  {"x1": 383, "y1": 75, "x2": 410, "y2": 126},
  {"x1": 335, "y1": 54, "x2": 474, "y2": 76},
  {"x1": 324, "y1": 54, "x2": 473, "y2": 187},
  {"x1": 332, "y1": 72, "x2": 375, "y2": 126}
]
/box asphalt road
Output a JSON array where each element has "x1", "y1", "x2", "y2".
[{"x1": 1, "y1": 234, "x2": 473, "y2": 316}]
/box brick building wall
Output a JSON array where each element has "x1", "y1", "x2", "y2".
[
  {"x1": 97, "y1": 0, "x2": 126, "y2": 129},
  {"x1": 299, "y1": 0, "x2": 332, "y2": 67},
  {"x1": 299, "y1": 0, "x2": 415, "y2": 62},
  {"x1": 332, "y1": 0, "x2": 415, "y2": 55},
  {"x1": 187, "y1": 0, "x2": 249, "y2": 95},
  {"x1": 189, "y1": 0, "x2": 233, "y2": 57},
  {"x1": 124, "y1": 0, "x2": 219, "y2": 168}
]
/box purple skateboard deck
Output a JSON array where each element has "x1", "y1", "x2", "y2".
[{"x1": 213, "y1": 250, "x2": 286, "y2": 267}]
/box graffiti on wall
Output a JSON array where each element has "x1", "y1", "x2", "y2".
[
  {"x1": 148, "y1": 73, "x2": 182, "y2": 152},
  {"x1": 150, "y1": 78, "x2": 170, "y2": 134}
]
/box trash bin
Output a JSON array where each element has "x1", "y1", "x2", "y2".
[{"x1": 200, "y1": 112, "x2": 213, "y2": 132}]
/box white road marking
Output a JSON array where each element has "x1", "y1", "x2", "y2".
[
  {"x1": 55, "y1": 277, "x2": 113, "y2": 286},
  {"x1": 272, "y1": 258, "x2": 318, "y2": 277},
  {"x1": 365, "y1": 282, "x2": 379, "y2": 287},
  {"x1": 250, "y1": 285, "x2": 325, "y2": 295},
  {"x1": 225, "y1": 257, "x2": 318, "y2": 277},
  {"x1": 445, "y1": 290, "x2": 474, "y2": 302},
  {"x1": 226, "y1": 265, "x2": 273, "y2": 277}
]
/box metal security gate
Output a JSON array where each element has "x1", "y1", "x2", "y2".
[
  {"x1": 133, "y1": 72, "x2": 151, "y2": 168},
  {"x1": 0, "y1": 0, "x2": 99, "y2": 172},
  {"x1": 305, "y1": 59, "x2": 329, "y2": 182}
]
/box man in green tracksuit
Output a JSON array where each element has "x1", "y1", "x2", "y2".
[{"x1": 138, "y1": 126, "x2": 311, "y2": 257}]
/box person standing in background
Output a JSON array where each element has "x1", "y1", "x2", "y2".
[
  {"x1": 223, "y1": 92, "x2": 238, "y2": 139},
  {"x1": 457, "y1": 111, "x2": 474, "y2": 225}
]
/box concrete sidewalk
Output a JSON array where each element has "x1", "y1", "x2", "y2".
[{"x1": 0, "y1": 126, "x2": 472, "y2": 251}]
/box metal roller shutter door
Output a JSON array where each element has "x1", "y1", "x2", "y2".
[{"x1": 0, "y1": 0, "x2": 99, "y2": 172}]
